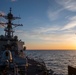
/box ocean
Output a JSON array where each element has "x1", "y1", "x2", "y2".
[{"x1": 25, "y1": 50, "x2": 76, "y2": 75}]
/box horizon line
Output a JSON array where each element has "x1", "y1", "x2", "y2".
[{"x1": 26, "y1": 49, "x2": 76, "y2": 50}]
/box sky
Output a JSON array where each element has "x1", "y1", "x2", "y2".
[{"x1": 0, "y1": 0, "x2": 76, "y2": 50}]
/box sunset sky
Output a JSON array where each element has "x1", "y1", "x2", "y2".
[{"x1": 0, "y1": 0, "x2": 76, "y2": 50}]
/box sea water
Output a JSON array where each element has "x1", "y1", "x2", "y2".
[{"x1": 25, "y1": 50, "x2": 76, "y2": 75}]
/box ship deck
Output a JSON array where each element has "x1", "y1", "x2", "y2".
[{"x1": 26, "y1": 58, "x2": 48, "y2": 75}]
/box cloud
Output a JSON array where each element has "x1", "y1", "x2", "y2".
[
  {"x1": 15, "y1": 23, "x2": 76, "y2": 46},
  {"x1": 32, "y1": 26, "x2": 70, "y2": 41},
  {"x1": 47, "y1": 0, "x2": 65, "y2": 21},
  {"x1": 32, "y1": 26, "x2": 57, "y2": 33},
  {"x1": 0, "y1": 25, "x2": 4, "y2": 28},
  {"x1": 0, "y1": 11, "x2": 5, "y2": 16},
  {"x1": 16, "y1": 26, "x2": 66, "y2": 40},
  {"x1": 61, "y1": 16, "x2": 76, "y2": 30},
  {"x1": 0, "y1": 21, "x2": 6, "y2": 28},
  {"x1": 69, "y1": 16, "x2": 76, "y2": 21},
  {"x1": 48, "y1": 0, "x2": 76, "y2": 21},
  {"x1": 61, "y1": 21, "x2": 76, "y2": 30},
  {"x1": 0, "y1": 12, "x2": 6, "y2": 28},
  {"x1": 15, "y1": 26, "x2": 59, "y2": 39},
  {"x1": 55, "y1": 0, "x2": 76, "y2": 12},
  {"x1": 22, "y1": 30, "x2": 74, "y2": 43},
  {"x1": 15, "y1": 30, "x2": 24, "y2": 33},
  {"x1": 47, "y1": 8, "x2": 64, "y2": 21},
  {"x1": 38, "y1": 33, "x2": 75, "y2": 42}
]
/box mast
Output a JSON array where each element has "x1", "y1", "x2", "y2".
[{"x1": 0, "y1": 8, "x2": 23, "y2": 38}]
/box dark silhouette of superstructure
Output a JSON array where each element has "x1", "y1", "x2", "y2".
[{"x1": 0, "y1": 8, "x2": 54, "y2": 75}]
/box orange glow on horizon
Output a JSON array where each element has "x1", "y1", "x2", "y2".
[{"x1": 26, "y1": 42, "x2": 76, "y2": 50}]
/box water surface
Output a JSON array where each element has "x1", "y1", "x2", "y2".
[{"x1": 25, "y1": 50, "x2": 76, "y2": 75}]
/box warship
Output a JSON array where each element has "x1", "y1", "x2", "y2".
[
  {"x1": 0, "y1": 8, "x2": 76, "y2": 75},
  {"x1": 0, "y1": 8, "x2": 57, "y2": 75}
]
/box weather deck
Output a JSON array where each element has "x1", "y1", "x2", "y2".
[{"x1": 26, "y1": 58, "x2": 47, "y2": 75}]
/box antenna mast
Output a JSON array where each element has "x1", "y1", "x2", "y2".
[{"x1": 0, "y1": 8, "x2": 23, "y2": 38}]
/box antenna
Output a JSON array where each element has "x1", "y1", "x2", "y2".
[{"x1": 0, "y1": 8, "x2": 23, "y2": 37}]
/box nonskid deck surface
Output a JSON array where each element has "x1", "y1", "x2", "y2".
[
  {"x1": 26, "y1": 58, "x2": 47, "y2": 75},
  {"x1": 26, "y1": 58, "x2": 64, "y2": 75}
]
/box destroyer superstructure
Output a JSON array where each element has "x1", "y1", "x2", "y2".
[
  {"x1": 0, "y1": 8, "x2": 57, "y2": 75},
  {"x1": 0, "y1": 8, "x2": 75, "y2": 75},
  {"x1": 0, "y1": 8, "x2": 27, "y2": 75},
  {"x1": 0, "y1": 8, "x2": 24, "y2": 51}
]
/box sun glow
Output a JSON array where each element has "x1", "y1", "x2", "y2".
[{"x1": 26, "y1": 41, "x2": 76, "y2": 50}]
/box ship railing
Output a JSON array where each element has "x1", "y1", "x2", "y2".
[
  {"x1": 35, "y1": 58, "x2": 45, "y2": 65},
  {"x1": 26, "y1": 56, "x2": 45, "y2": 66}
]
